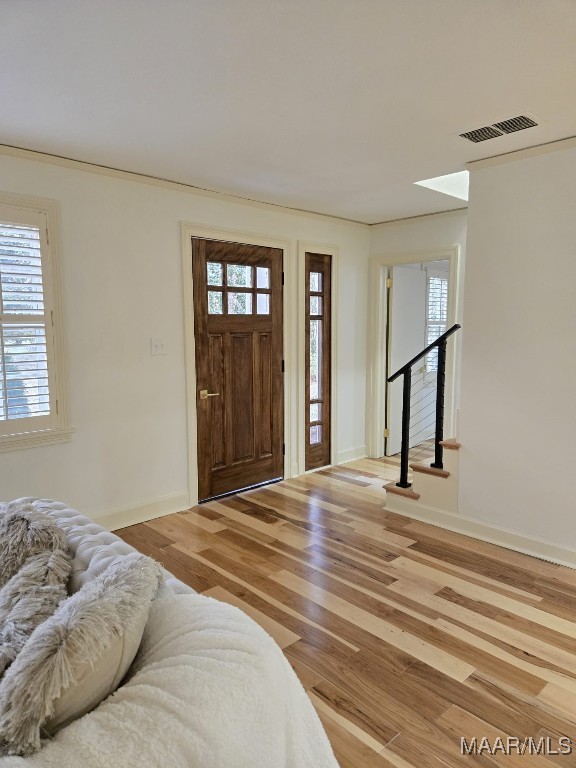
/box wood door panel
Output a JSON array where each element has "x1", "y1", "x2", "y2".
[
  {"x1": 209, "y1": 458, "x2": 282, "y2": 499},
  {"x1": 208, "y1": 333, "x2": 225, "y2": 468},
  {"x1": 192, "y1": 238, "x2": 283, "y2": 501},
  {"x1": 230, "y1": 332, "x2": 255, "y2": 463},
  {"x1": 258, "y1": 332, "x2": 272, "y2": 457}
]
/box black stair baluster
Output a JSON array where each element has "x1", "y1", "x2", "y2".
[
  {"x1": 397, "y1": 368, "x2": 412, "y2": 488},
  {"x1": 431, "y1": 339, "x2": 447, "y2": 470}
]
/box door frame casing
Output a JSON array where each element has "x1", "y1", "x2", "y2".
[
  {"x1": 181, "y1": 223, "x2": 292, "y2": 507},
  {"x1": 297, "y1": 241, "x2": 339, "y2": 475},
  {"x1": 367, "y1": 246, "x2": 461, "y2": 458}
]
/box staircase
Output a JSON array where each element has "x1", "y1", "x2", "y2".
[
  {"x1": 383, "y1": 324, "x2": 461, "y2": 518},
  {"x1": 384, "y1": 439, "x2": 460, "y2": 515}
]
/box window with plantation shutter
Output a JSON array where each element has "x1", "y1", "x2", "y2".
[
  {"x1": 425, "y1": 270, "x2": 449, "y2": 373},
  {"x1": 0, "y1": 197, "x2": 70, "y2": 449}
]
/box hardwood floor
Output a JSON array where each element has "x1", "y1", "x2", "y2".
[{"x1": 117, "y1": 460, "x2": 576, "y2": 766}]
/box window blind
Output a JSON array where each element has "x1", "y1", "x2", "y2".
[
  {"x1": 0, "y1": 221, "x2": 50, "y2": 424},
  {"x1": 425, "y1": 274, "x2": 448, "y2": 373}
]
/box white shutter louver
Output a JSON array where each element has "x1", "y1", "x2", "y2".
[
  {"x1": 426, "y1": 274, "x2": 448, "y2": 373},
  {"x1": 0, "y1": 220, "x2": 51, "y2": 427}
]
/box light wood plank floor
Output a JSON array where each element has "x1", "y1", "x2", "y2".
[{"x1": 117, "y1": 460, "x2": 576, "y2": 766}]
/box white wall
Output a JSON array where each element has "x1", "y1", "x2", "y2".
[
  {"x1": 370, "y1": 210, "x2": 467, "y2": 257},
  {"x1": 370, "y1": 210, "x2": 467, "y2": 348},
  {"x1": 460, "y1": 145, "x2": 576, "y2": 547},
  {"x1": 0, "y1": 151, "x2": 370, "y2": 524}
]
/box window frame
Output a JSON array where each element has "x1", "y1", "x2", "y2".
[{"x1": 0, "y1": 193, "x2": 71, "y2": 451}]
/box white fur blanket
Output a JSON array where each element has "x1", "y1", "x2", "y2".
[{"x1": 0, "y1": 594, "x2": 339, "y2": 767}]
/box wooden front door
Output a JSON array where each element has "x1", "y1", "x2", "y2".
[{"x1": 192, "y1": 238, "x2": 284, "y2": 501}]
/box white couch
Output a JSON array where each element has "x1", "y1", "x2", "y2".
[{"x1": 0, "y1": 500, "x2": 339, "y2": 768}]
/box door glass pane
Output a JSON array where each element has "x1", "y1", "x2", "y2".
[
  {"x1": 310, "y1": 319, "x2": 322, "y2": 399},
  {"x1": 310, "y1": 403, "x2": 321, "y2": 422},
  {"x1": 208, "y1": 291, "x2": 223, "y2": 314},
  {"x1": 256, "y1": 267, "x2": 270, "y2": 289},
  {"x1": 228, "y1": 292, "x2": 253, "y2": 315},
  {"x1": 256, "y1": 293, "x2": 270, "y2": 314},
  {"x1": 310, "y1": 425, "x2": 322, "y2": 445},
  {"x1": 227, "y1": 264, "x2": 252, "y2": 288},
  {"x1": 310, "y1": 296, "x2": 322, "y2": 316},
  {"x1": 207, "y1": 262, "x2": 223, "y2": 286},
  {"x1": 310, "y1": 272, "x2": 322, "y2": 292}
]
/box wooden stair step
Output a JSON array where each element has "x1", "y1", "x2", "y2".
[
  {"x1": 409, "y1": 463, "x2": 450, "y2": 478},
  {"x1": 384, "y1": 482, "x2": 420, "y2": 500},
  {"x1": 440, "y1": 439, "x2": 461, "y2": 450}
]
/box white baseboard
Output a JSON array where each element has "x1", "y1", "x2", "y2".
[
  {"x1": 93, "y1": 492, "x2": 190, "y2": 532},
  {"x1": 336, "y1": 445, "x2": 367, "y2": 464},
  {"x1": 386, "y1": 499, "x2": 576, "y2": 570}
]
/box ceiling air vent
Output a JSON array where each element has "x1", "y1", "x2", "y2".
[
  {"x1": 459, "y1": 115, "x2": 538, "y2": 143},
  {"x1": 492, "y1": 115, "x2": 538, "y2": 134},
  {"x1": 460, "y1": 126, "x2": 504, "y2": 143}
]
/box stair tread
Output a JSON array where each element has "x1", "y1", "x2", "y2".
[
  {"x1": 409, "y1": 463, "x2": 450, "y2": 478},
  {"x1": 440, "y1": 439, "x2": 461, "y2": 450},
  {"x1": 384, "y1": 482, "x2": 420, "y2": 500}
]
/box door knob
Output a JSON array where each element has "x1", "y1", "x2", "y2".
[{"x1": 199, "y1": 389, "x2": 220, "y2": 400}]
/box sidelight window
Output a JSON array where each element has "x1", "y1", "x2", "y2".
[{"x1": 305, "y1": 253, "x2": 331, "y2": 470}]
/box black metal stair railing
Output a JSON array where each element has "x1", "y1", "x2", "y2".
[{"x1": 388, "y1": 324, "x2": 461, "y2": 489}]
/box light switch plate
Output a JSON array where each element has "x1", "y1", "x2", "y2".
[{"x1": 150, "y1": 337, "x2": 167, "y2": 355}]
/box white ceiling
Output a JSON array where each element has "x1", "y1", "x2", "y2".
[{"x1": 1, "y1": 0, "x2": 575, "y2": 224}]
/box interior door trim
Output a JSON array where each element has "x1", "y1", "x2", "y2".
[{"x1": 182, "y1": 222, "x2": 292, "y2": 507}]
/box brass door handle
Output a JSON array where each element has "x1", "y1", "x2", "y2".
[{"x1": 199, "y1": 389, "x2": 220, "y2": 400}]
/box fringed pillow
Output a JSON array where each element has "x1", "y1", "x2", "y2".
[
  {"x1": 0, "y1": 555, "x2": 162, "y2": 757},
  {"x1": 0, "y1": 549, "x2": 71, "y2": 677},
  {"x1": 0, "y1": 500, "x2": 69, "y2": 588},
  {"x1": 0, "y1": 501, "x2": 72, "y2": 677}
]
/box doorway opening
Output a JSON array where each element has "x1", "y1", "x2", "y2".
[
  {"x1": 367, "y1": 248, "x2": 460, "y2": 461},
  {"x1": 385, "y1": 260, "x2": 450, "y2": 460}
]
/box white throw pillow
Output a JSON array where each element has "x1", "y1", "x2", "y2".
[{"x1": 0, "y1": 555, "x2": 161, "y2": 757}]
